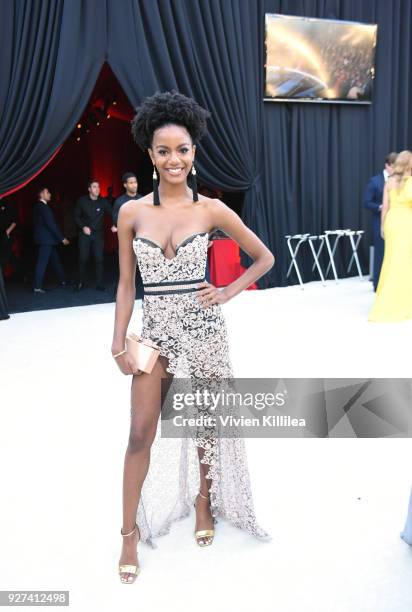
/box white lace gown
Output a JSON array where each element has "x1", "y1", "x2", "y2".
[{"x1": 131, "y1": 231, "x2": 271, "y2": 548}]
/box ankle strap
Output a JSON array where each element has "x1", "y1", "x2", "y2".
[
  {"x1": 121, "y1": 522, "x2": 137, "y2": 537},
  {"x1": 198, "y1": 490, "x2": 210, "y2": 500}
]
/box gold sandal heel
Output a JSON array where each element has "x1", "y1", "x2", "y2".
[
  {"x1": 119, "y1": 523, "x2": 140, "y2": 583},
  {"x1": 194, "y1": 490, "x2": 215, "y2": 546}
]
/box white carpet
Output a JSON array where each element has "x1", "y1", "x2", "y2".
[{"x1": 0, "y1": 277, "x2": 411, "y2": 612}]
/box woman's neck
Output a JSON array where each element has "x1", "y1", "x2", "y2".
[{"x1": 158, "y1": 182, "x2": 193, "y2": 206}]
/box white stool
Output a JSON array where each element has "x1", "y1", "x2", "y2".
[
  {"x1": 323, "y1": 229, "x2": 364, "y2": 281},
  {"x1": 286, "y1": 234, "x2": 326, "y2": 287},
  {"x1": 346, "y1": 230, "x2": 364, "y2": 278},
  {"x1": 309, "y1": 235, "x2": 326, "y2": 284},
  {"x1": 286, "y1": 234, "x2": 310, "y2": 287}
]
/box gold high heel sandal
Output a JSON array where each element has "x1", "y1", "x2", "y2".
[
  {"x1": 119, "y1": 522, "x2": 140, "y2": 583},
  {"x1": 194, "y1": 490, "x2": 215, "y2": 546}
]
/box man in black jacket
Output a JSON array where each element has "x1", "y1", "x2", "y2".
[
  {"x1": 112, "y1": 172, "x2": 142, "y2": 227},
  {"x1": 74, "y1": 180, "x2": 117, "y2": 291},
  {"x1": 32, "y1": 187, "x2": 70, "y2": 293}
]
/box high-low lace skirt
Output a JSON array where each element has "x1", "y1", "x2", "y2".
[{"x1": 133, "y1": 292, "x2": 271, "y2": 548}]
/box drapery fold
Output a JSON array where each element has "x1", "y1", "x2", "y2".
[{"x1": 0, "y1": 0, "x2": 107, "y2": 196}]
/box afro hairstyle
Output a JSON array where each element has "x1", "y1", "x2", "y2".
[{"x1": 131, "y1": 90, "x2": 211, "y2": 151}]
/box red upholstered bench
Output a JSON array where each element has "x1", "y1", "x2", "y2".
[{"x1": 208, "y1": 237, "x2": 257, "y2": 290}]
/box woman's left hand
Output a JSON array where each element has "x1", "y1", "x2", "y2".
[{"x1": 196, "y1": 281, "x2": 229, "y2": 307}]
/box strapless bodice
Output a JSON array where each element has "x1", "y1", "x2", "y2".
[{"x1": 132, "y1": 231, "x2": 209, "y2": 285}]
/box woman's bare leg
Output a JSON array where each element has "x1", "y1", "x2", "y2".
[
  {"x1": 194, "y1": 445, "x2": 215, "y2": 545},
  {"x1": 119, "y1": 355, "x2": 172, "y2": 582}
]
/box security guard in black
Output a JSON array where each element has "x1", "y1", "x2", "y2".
[
  {"x1": 74, "y1": 181, "x2": 117, "y2": 289},
  {"x1": 74, "y1": 194, "x2": 114, "y2": 233}
]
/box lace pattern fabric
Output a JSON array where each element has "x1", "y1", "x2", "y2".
[{"x1": 131, "y1": 232, "x2": 271, "y2": 547}]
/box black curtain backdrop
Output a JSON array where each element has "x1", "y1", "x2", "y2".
[
  {"x1": 261, "y1": 0, "x2": 412, "y2": 286},
  {"x1": 1, "y1": 0, "x2": 412, "y2": 287},
  {"x1": 0, "y1": 0, "x2": 107, "y2": 195}
]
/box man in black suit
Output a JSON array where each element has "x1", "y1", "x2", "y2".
[
  {"x1": 112, "y1": 172, "x2": 142, "y2": 227},
  {"x1": 363, "y1": 152, "x2": 397, "y2": 291},
  {"x1": 74, "y1": 180, "x2": 117, "y2": 291},
  {"x1": 32, "y1": 187, "x2": 70, "y2": 293}
]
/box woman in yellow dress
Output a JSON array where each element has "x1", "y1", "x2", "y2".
[{"x1": 368, "y1": 150, "x2": 412, "y2": 322}]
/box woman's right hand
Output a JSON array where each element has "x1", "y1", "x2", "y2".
[{"x1": 114, "y1": 352, "x2": 142, "y2": 376}]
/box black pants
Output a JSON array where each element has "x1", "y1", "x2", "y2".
[
  {"x1": 33, "y1": 244, "x2": 65, "y2": 289},
  {"x1": 373, "y1": 231, "x2": 384, "y2": 292},
  {"x1": 78, "y1": 232, "x2": 104, "y2": 286}
]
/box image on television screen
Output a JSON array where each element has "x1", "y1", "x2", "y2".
[{"x1": 264, "y1": 14, "x2": 377, "y2": 104}]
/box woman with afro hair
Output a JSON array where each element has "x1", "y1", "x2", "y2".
[{"x1": 111, "y1": 90, "x2": 275, "y2": 583}]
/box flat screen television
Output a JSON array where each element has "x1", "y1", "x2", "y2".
[{"x1": 264, "y1": 14, "x2": 377, "y2": 104}]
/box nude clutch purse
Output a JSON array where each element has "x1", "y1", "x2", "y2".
[{"x1": 125, "y1": 333, "x2": 161, "y2": 374}]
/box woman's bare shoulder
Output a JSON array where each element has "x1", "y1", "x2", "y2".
[
  {"x1": 199, "y1": 195, "x2": 227, "y2": 211},
  {"x1": 202, "y1": 197, "x2": 244, "y2": 236},
  {"x1": 117, "y1": 198, "x2": 150, "y2": 230},
  {"x1": 197, "y1": 195, "x2": 229, "y2": 227},
  {"x1": 118, "y1": 199, "x2": 142, "y2": 218},
  {"x1": 122, "y1": 195, "x2": 156, "y2": 212},
  {"x1": 205, "y1": 197, "x2": 235, "y2": 220},
  {"x1": 137, "y1": 194, "x2": 154, "y2": 206}
]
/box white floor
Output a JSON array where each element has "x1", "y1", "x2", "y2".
[{"x1": 0, "y1": 277, "x2": 411, "y2": 612}]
